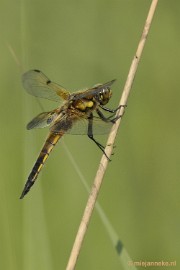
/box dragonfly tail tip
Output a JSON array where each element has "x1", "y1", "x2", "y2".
[{"x1": 19, "y1": 191, "x2": 25, "y2": 199}]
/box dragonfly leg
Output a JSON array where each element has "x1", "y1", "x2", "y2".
[
  {"x1": 96, "y1": 108, "x2": 119, "y2": 123},
  {"x1": 96, "y1": 109, "x2": 114, "y2": 122},
  {"x1": 100, "y1": 104, "x2": 127, "y2": 113},
  {"x1": 97, "y1": 104, "x2": 126, "y2": 123},
  {"x1": 88, "y1": 113, "x2": 111, "y2": 161}
]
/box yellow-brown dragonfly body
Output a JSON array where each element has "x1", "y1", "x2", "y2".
[{"x1": 20, "y1": 70, "x2": 120, "y2": 199}]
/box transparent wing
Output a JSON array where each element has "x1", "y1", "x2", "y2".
[
  {"x1": 27, "y1": 111, "x2": 58, "y2": 130},
  {"x1": 70, "y1": 79, "x2": 116, "y2": 101},
  {"x1": 22, "y1": 70, "x2": 70, "y2": 102},
  {"x1": 50, "y1": 115, "x2": 113, "y2": 135}
]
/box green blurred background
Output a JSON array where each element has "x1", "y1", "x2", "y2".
[{"x1": 0, "y1": 0, "x2": 179, "y2": 269}]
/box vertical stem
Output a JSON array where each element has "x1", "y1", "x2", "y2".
[{"x1": 66, "y1": 1, "x2": 159, "y2": 269}]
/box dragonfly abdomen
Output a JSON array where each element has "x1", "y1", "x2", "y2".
[{"x1": 20, "y1": 132, "x2": 62, "y2": 199}]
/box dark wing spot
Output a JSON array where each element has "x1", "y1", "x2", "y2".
[
  {"x1": 46, "y1": 80, "x2": 51, "y2": 85},
  {"x1": 34, "y1": 69, "x2": 41, "y2": 73},
  {"x1": 47, "y1": 115, "x2": 53, "y2": 124}
]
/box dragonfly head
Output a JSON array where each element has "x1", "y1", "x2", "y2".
[{"x1": 97, "y1": 87, "x2": 112, "y2": 105}]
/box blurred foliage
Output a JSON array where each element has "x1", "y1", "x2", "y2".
[{"x1": 0, "y1": 0, "x2": 179, "y2": 269}]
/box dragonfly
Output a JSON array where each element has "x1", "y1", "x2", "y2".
[{"x1": 20, "y1": 70, "x2": 123, "y2": 199}]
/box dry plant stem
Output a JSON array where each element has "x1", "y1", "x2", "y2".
[{"x1": 66, "y1": 1, "x2": 158, "y2": 269}]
